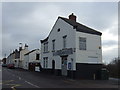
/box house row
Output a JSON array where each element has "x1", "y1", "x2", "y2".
[
  {"x1": 6, "y1": 44, "x2": 41, "y2": 71},
  {"x1": 5, "y1": 13, "x2": 103, "y2": 80}
]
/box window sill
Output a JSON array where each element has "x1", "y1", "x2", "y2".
[{"x1": 79, "y1": 49, "x2": 86, "y2": 51}]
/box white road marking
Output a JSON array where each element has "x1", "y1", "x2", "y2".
[
  {"x1": 25, "y1": 81, "x2": 40, "y2": 88},
  {"x1": 6, "y1": 84, "x2": 21, "y2": 90},
  {"x1": 5, "y1": 68, "x2": 40, "y2": 88},
  {"x1": 18, "y1": 77, "x2": 21, "y2": 80}
]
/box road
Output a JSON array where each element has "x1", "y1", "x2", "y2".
[{"x1": 1, "y1": 67, "x2": 119, "y2": 89}]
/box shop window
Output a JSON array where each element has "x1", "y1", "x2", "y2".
[{"x1": 43, "y1": 57, "x2": 48, "y2": 68}]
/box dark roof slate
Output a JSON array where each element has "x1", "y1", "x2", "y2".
[
  {"x1": 59, "y1": 17, "x2": 102, "y2": 36},
  {"x1": 40, "y1": 16, "x2": 102, "y2": 43},
  {"x1": 24, "y1": 49, "x2": 39, "y2": 55},
  {"x1": 40, "y1": 37, "x2": 49, "y2": 43}
]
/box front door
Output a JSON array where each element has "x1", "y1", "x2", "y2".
[
  {"x1": 52, "y1": 60, "x2": 55, "y2": 74},
  {"x1": 61, "y1": 56, "x2": 67, "y2": 76}
]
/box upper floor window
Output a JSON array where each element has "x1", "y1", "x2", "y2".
[
  {"x1": 43, "y1": 42, "x2": 48, "y2": 52},
  {"x1": 63, "y1": 35, "x2": 67, "y2": 49},
  {"x1": 79, "y1": 37, "x2": 86, "y2": 50},
  {"x1": 36, "y1": 54, "x2": 40, "y2": 60},
  {"x1": 57, "y1": 28, "x2": 60, "y2": 32},
  {"x1": 52, "y1": 40, "x2": 55, "y2": 51}
]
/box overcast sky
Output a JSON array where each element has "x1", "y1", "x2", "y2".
[{"x1": 1, "y1": 2, "x2": 118, "y2": 64}]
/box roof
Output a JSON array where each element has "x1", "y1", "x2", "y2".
[
  {"x1": 40, "y1": 37, "x2": 49, "y2": 43},
  {"x1": 40, "y1": 16, "x2": 102, "y2": 43},
  {"x1": 24, "y1": 49, "x2": 39, "y2": 55},
  {"x1": 59, "y1": 17, "x2": 102, "y2": 36}
]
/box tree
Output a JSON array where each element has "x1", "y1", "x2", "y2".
[{"x1": 106, "y1": 57, "x2": 120, "y2": 78}]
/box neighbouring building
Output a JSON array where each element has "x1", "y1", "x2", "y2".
[
  {"x1": 23, "y1": 49, "x2": 41, "y2": 71},
  {"x1": 13, "y1": 49, "x2": 20, "y2": 68},
  {"x1": 6, "y1": 44, "x2": 29, "y2": 68},
  {"x1": 19, "y1": 44, "x2": 29, "y2": 68},
  {"x1": 6, "y1": 49, "x2": 19, "y2": 68},
  {"x1": 2, "y1": 58, "x2": 6, "y2": 64},
  {"x1": 40, "y1": 13, "x2": 102, "y2": 79},
  {"x1": 6, "y1": 51, "x2": 15, "y2": 65}
]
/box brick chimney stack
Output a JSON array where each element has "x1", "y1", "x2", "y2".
[{"x1": 69, "y1": 13, "x2": 76, "y2": 22}]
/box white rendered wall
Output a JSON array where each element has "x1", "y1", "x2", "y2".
[
  {"x1": 29, "y1": 49, "x2": 40, "y2": 63},
  {"x1": 41, "y1": 18, "x2": 76, "y2": 70},
  {"x1": 23, "y1": 49, "x2": 40, "y2": 70},
  {"x1": 75, "y1": 32, "x2": 102, "y2": 64},
  {"x1": 20, "y1": 49, "x2": 29, "y2": 68},
  {"x1": 14, "y1": 59, "x2": 19, "y2": 68},
  {"x1": 23, "y1": 55, "x2": 29, "y2": 70}
]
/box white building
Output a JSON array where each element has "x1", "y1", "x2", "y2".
[
  {"x1": 40, "y1": 13, "x2": 102, "y2": 79},
  {"x1": 19, "y1": 44, "x2": 29, "y2": 68},
  {"x1": 6, "y1": 53, "x2": 13, "y2": 65},
  {"x1": 13, "y1": 49, "x2": 20, "y2": 68},
  {"x1": 6, "y1": 49, "x2": 20, "y2": 68},
  {"x1": 23, "y1": 49, "x2": 40, "y2": 71}
]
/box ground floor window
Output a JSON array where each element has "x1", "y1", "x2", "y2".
[{"x1": 43, "y1": 57, "x2": 48, "y2": 68}]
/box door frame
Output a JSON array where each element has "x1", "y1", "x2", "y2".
[{"x1": 52, "y1": 60, "x2": 55, "y2": 74}]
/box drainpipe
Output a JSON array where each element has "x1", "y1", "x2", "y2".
[{"x1": 93, "y1": 73, "x2": 96, "y2": 80}]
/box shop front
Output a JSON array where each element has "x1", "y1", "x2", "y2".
[{"x1": 28, "y1": 62, "x2": 41, "y2": 72}]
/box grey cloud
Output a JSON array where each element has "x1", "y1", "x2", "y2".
[
  {"x1": 1, "y1": 2, "x2": 118, "y2": 63},
  {"x1": 103, "y1": 47, "x2": 118, "y2": 64},
  {"x1": 54, "y1": 2, "x2": 118, "y2": 31},
  {"x1": 102, "y1": 40, "x2": 118, "y2": 46}
]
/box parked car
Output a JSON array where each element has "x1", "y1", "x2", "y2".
[
  {"x1": 2, "y1": 64, "x2": 7, "y2": 67},
  {"x1": 7, "y1": 64, "x2": 15, "y2": 69}
]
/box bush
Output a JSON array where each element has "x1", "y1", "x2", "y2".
[{"x1": 106, "y1": 57, "x2": 120, "y2": 78}]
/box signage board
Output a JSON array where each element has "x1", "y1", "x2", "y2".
[
  {"x1": 53, "y1": 48, "x2": 73, "y2": 56},
  {"x1": 35, "y1": 66, "x2": 40, "y2": 72}
]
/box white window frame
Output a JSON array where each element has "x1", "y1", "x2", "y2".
[
  {"x1": 63, "y1": 35, "x2": 67, "y2": 49},
  {"x1": 43, "y1": 57, "x2": 48, "y2": 68},
  {"x1": 43, "y1": 42, "x2": 48, "y2": 52},
  {"x1": 52, "y1": 40, "x2": 55, "y2": 51},
  {"x1": 79, "y1": 37, "x2": 86, "y2": 50}
]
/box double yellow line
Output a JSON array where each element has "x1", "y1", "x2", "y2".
[
  {"x1": 1, "y1": 80, "x2": 21, "y2": 90},
  {"x1": 0, "y1": 80, "x2": 14, "y2": 84},
  {"x1": 6, "y1": 84, "x2": 21, "y2": 90}
]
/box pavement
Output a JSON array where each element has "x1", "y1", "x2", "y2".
[
  {"x1": 1, "y1": 66, "x2": 119, "y2": 89},
  {"x1": 109, "y1": 77, "x2": 120, "y2": 81}
]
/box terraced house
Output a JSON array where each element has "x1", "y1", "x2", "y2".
[
  {"x1": 6, "y1": 44, "x2": 29, "y2": 68},
  {"x1": 40, "y1": 13, "x2": 102, "y2": 79},
  {"x1": 23, "y1": 49, "x2": 41, "y2": 71}
]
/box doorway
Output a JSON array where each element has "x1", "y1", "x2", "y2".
[
  {"x1": 61, "y1": 56, "x2": 67, "y2": 76},
  {"x1": 52, "y1": 60, "x2": 55, "y2": 74}
]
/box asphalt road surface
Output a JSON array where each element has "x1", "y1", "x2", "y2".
[{"x1": 1, "y1": 66, "x2": 119, "y2": 89}]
